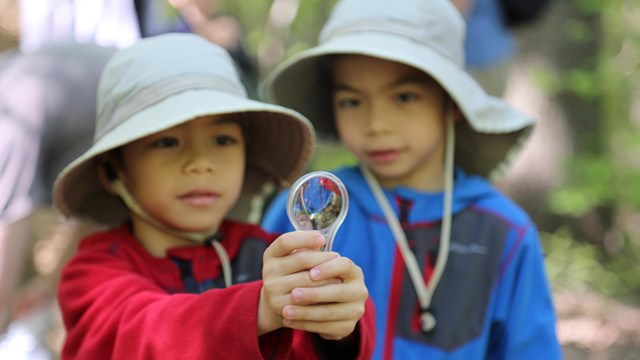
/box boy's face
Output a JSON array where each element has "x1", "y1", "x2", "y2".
[
  {"x1": 332, "y1": 55, "x2": 448, "y2": 190},
  {"x1": 119, "y1": 115, "x2": 245, "y2": 252}
]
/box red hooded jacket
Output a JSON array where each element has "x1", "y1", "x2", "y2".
[{"x1": 58, "y1": 220, "x2": 375, "y2": 359}]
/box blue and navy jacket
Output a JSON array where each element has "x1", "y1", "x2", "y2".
[{"x1": 262, "y1": 166, "x2": 561, "y2": 359}]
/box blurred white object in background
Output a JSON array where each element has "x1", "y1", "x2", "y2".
[{"x1": 0, "y1": 305, "x2": 52, "y2": 360}]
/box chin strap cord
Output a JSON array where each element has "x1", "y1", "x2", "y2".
[
  {"x1": 109, "y1": 176, "x2": 233, "y2": 288},
  {"x1": 208, "y1": 234, "x2": 233, "y2": 288},
  {"x1": 360, "y1": 112, "x2": 454, "y2": 332}
]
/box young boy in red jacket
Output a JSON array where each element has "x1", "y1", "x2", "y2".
[{"x1": 52, "y1": 33, "x2": 374, "y2": 360}]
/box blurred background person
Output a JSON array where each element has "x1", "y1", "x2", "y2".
[
  {"x1": 0, "y1": 42, "x2": 115, "y2": 360},
  {"x1": 168, "y1": 0, "x2": 258, "y2": 97},
  {"x1": 1, "y1": 1, "x2": 259, "y2": 358},
  {"x1": 18, "y1": 0, "x2": 140, "y2": 52},
  {"x1": 452, "y1": 0, "x2": 517, "y2": 97},
  {"x1": 1, "y1": 3, "x2": 143, "y2": 357},
  {"x1": 452, "y1": 0, "x2": 551, "y2": 97},
  {"x1": 18, "y1": 0, "x2": 257, "y2": 92}
]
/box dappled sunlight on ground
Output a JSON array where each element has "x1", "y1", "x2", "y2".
[{"x1": 556, "y1": 289, "x2": 640, "y2": 359}]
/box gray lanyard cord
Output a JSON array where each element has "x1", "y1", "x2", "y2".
[{"x1": 360, "y1": 115, "x2": 454, "y2": 332}]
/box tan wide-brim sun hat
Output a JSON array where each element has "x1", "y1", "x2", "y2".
[
  {"x1": 264, "y1": 0, "x2": 533, "y2": 180},
  {"x1": 54, "y1": 33, "x2": 315, "y2": 226}
]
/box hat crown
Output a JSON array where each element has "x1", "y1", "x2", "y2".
[
  {"x1": 95, "y1": 33, "x2": 247, "y2": 142},
  {"x1": 319, "y1": 0, "x2": 465, "y2": 67}
]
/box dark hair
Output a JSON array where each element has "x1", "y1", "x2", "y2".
[{"x1": 316, "y1": 56, "x2": 340, "y2": 140}]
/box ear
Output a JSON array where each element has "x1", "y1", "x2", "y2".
[
  {"x1": 97, "y1": 156, "x2": 120, "y2": 195},
  {"x1": 452, "y1": 104, "x2": 464, "y2": 124},
  {"x1": 445, "y1": 96, "x2": 464, "y2": 124}
]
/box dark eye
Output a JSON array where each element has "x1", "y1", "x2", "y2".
[
  {"x1": 152, "y1": 137, "x2": 179, "y2": 148},
  {"x1": 335, "y1": 98, "x2": 360, "y2": 109},
  {"x1": 214, "y1": 135, "x2": 238, "y2": 146},
  {"x1": 396, "y1": 92, "x2": 417, "y2": 103}
]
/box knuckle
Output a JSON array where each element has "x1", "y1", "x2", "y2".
[
  {"x1": 335, "y1": 256, "x2": 349, "y2": 267},
  {"x1": 322, "y1": 333, "x2": 343, "y2": 341},
  {"x1": 294, "y1": 251, "x2": 311, "y2": 269},
  {"x1": 292, "y1": 306, "x2": 306, "y2": 320},
  {"x1": 262, "y1": 277, "x2": 275, "y2": 292},
  {"x1": 262, "y1": 262, "x2": 275, "y2": 276},
  {"x1": 324, "y1": 307, "x2": 337, "y2": 321},
  {"x1": 359, "y1": 284, "x2": 369, "y2": 299},
  {"x1": 303, "y1": 287, "x2": 318, "y2": 302},
  {"x1": 337, "y1": 322, "x2": 355, "y2": 339}
]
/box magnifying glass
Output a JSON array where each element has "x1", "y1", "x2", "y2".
[{"x1": 286, "y1": 171, "x2": 349, "y2": 252}]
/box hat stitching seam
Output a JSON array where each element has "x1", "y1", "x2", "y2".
[{"x1": 97, "y1": 73, "x2": 244, "y2": 137}]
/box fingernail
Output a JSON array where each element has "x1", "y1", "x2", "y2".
[
  {"x1": 292, "y1": 289, "x2": 303, "y2": 301},
  {"x1": 284, "y1": 307, "x2": 296, "y2": 318},
  {"x1": 316, "y1": 233, "x2": 325, "y2": 246},
  {"x1": 310, "y1": 268, "x2": 320, "y2": 280}
]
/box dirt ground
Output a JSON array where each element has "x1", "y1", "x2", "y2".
[{"x1": 556, "y1": 289, "x2": 640, "y2": 359}]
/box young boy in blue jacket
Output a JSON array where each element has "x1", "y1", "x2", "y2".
[{"x1": 260, "y1": 0, "x2": 562, "y2": 358}]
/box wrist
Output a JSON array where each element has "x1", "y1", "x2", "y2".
[{"x1": 257, "y1": 286, "x2": 281, "y2": 336}]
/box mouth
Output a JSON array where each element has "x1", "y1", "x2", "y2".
[
  {"x1": 367, "y1": 149, "x2": 401, "y2": 163},
  {"x1": 178, "y1": 189, "x2": 220, "y2": 206}
]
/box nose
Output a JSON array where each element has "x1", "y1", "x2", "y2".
[
  {"x1": 365, "y1": 103, "x2": 392, "y2": 135},
  {"x1": 184, "y1": 145, "x2": 216, "y2": 175}
]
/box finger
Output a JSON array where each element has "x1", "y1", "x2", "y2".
[
  {"x1": 264, "y1": 249, "x2": 339, "y2": 279},
  {"x1": 263, "y1": 272, "x2": 342, "y2": 302},
  {"x1": 264, "y1": 231, "x2": 327, "y2": 258},
  {"x1": 282, "y1": 302, "x2": 365, "y2": 323},
  {"x1": 308, "y1": 255, "x2": 364, "y2": 282},
  {"x1": 260, "y1": 283, "x2": 292, "y2": 316},
  {"x1": 289, "y1": 281, "x2": 368, "y2": 306},
  {"x1": 282, "y1": 318, "x2": 358, "y2": 341},
  {"x1": 262, "y1": 263, "x2": 342, "y2": 309},
  {"x1": 317, "y1": 327, "x2": 358, "y2": 341}
]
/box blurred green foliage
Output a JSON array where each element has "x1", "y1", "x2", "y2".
[
  {"x1": 542, "y1": 226, "x2": 640, "y2": 301},
  {"x1": 219, "y1": 0, "x2": 337, "y2": 76},
  {"x1": 548, "y1": 0, "x2": 640, "y2": 217},
  {"x1": 544, "y1": 0, "x2": 640, "y2": 302},
  {"x1": 308, "y1": 142, "x2": 357, "y2": 171}
]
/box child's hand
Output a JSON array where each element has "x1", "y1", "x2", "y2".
[
  {"x1": 258, "y1": 231, "x2": 341, "y2": 335},
  {"x1": 282, "y1": 249, "x2": 368, "y2": 341}
]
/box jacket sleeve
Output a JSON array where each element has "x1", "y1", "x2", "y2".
[
  {"x1": 490, "y1": 223, "x2": 562, "y2": 359},
  {"x1": 355, "y1": 297, "x2": 376, "y2": 360},
  {"x1": 59, "y1": 247, "x2": 300, "y2": 360}
]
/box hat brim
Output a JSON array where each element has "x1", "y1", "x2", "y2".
[
  {"x1": 54, "y1": 89, "x2": 315, "y2": 225},
  {"x1": 264, "y1": 31, "x2": 533, "y2": 178}
]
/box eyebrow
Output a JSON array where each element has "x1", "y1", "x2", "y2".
[
  {"x1": 332, "y1": 83, "x2": 359, "y2": 93},
  {"x1": 209, "y1": 114, "x2": 243, "y2": 125},
  {"x1": 333, "y1": 75, "x2": 430, "y2": 93},
  {"x1": 389, "y1": 75, "x2": 431, "y2": 88}
]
